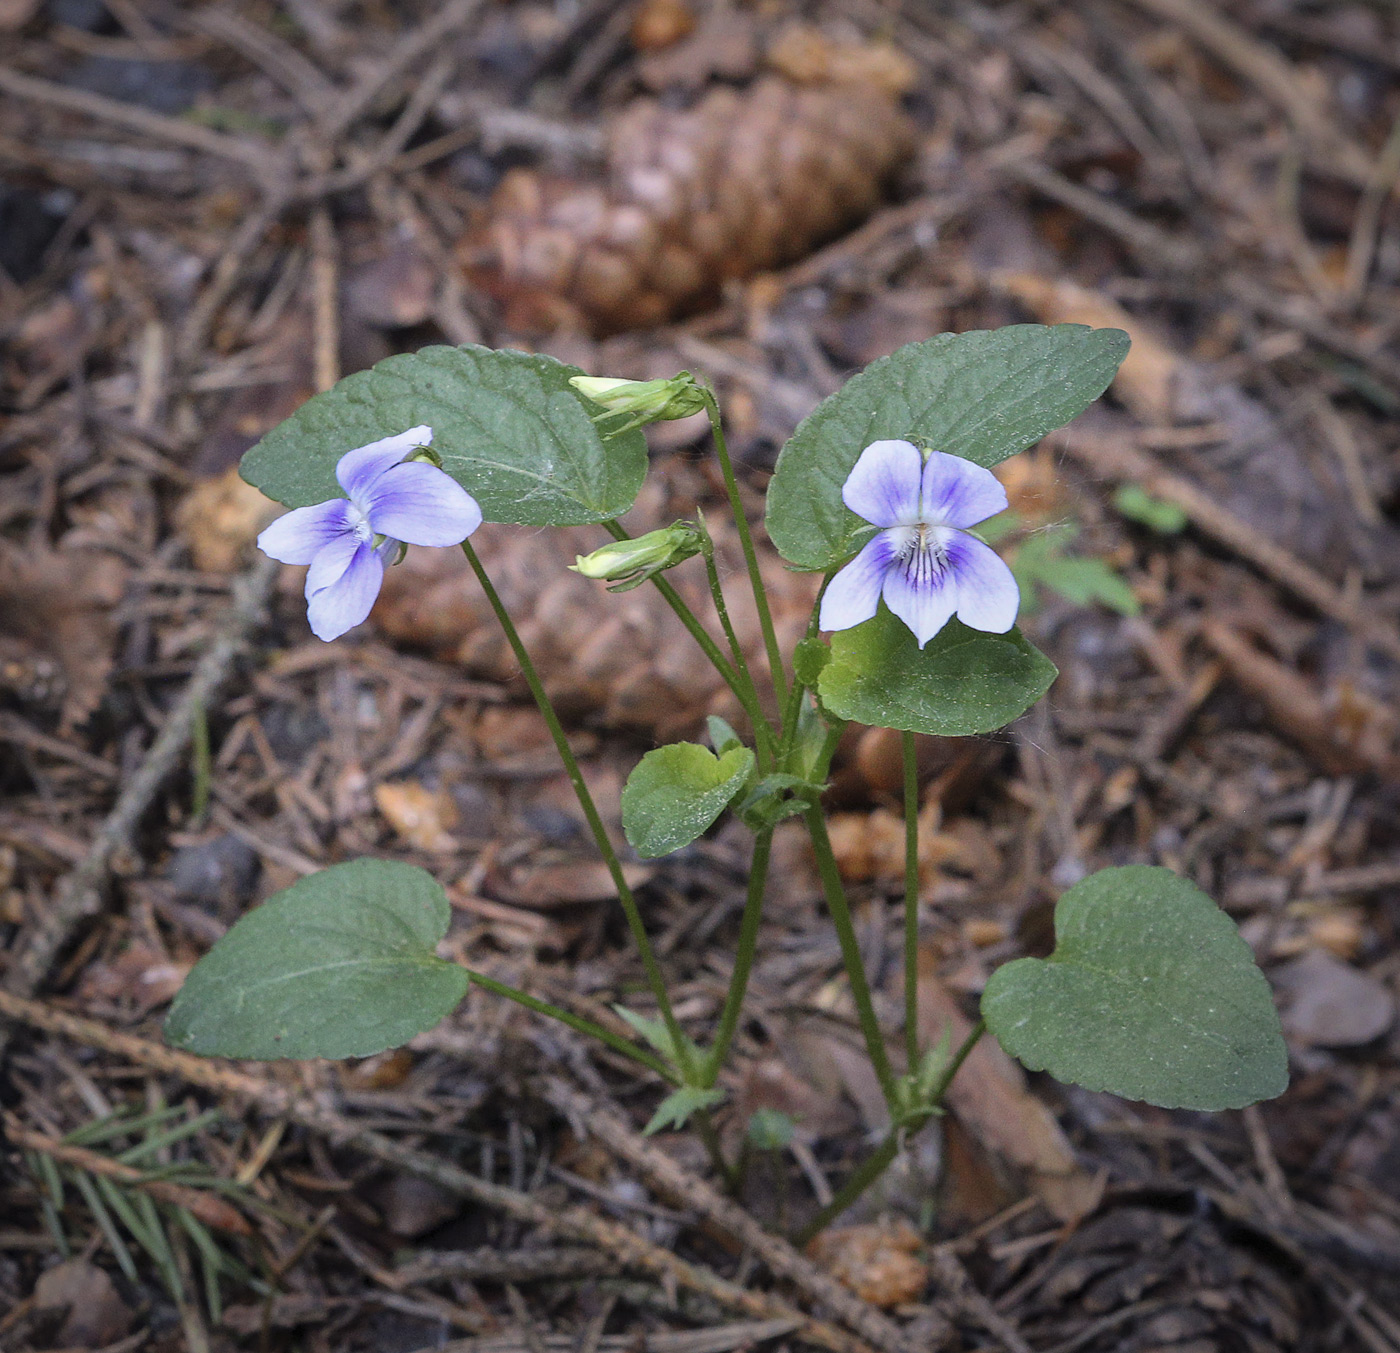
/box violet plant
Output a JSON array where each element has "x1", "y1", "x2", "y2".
[{"x1": 166, "y1": 327, "x2": 1287, "y2": 1230}]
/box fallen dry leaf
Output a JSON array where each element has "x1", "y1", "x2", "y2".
[
  {"x1": 806, "y1": 1219, "x2": 928, "y2": 1308},
  {"x1": 33, "y1": 1259, "x2": 133, "y2": 1348},
  {"x1": 1276, "y1": 950, "x2": 1394, "y2": 1048},
  {"x1": 175, "y1": 465, "x2": 278, "y2": 573},
  {"x1": 374, "y1": 780, "x2": 460, "y2": 854}
]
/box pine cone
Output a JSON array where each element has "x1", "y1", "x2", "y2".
[{"x1": 461, "y1": 77, "x2": 914, "y2": 334}]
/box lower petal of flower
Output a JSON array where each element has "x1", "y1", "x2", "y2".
[
  {"x1": 820, "y1": 532, "x2": 898, "y2": 634},
  {"x1": 882, "y1": 541, "x2": 957, "y2": 648},
  {"x1": 257, "y1": 499, "x2": 354, "y2": 565},
  {"x1": 364, "y1": 461, "x2": 482, "y2": 546},
  {"x1": 303, "y1": 531, "x2": 362, "y2": 600},
  {"x1": 947, "y1": 532, "x2": 1019, "y2": 633},
  {"x1": 306, "y1": 541, "x2": 385, "y2": 641}
]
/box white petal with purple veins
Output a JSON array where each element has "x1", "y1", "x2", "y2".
[
  {"x1": 257, "y1": 499, "x2": 354, "y2": 564},
  {"x1": 364, "y1": 461, "x2": 482, "y2": 546},
  {"x1": 820, "y1": 531, "x2": 898, "y2": 634},
  {"x1": 948, "y1": 533, "x2": 1020, "y2": 633},
  {"x1": 882, "y1": 542, "x2": 958, "y2": 648},
  {"x1": 335, "y1": 425, "x2": 433, "y2": 502},
  {"x1": 920, "y1": 451, "x2": 1008, "y2": 529},
  {"x1": 303, "y1": 531, "x2": 362, "y2": 599},
  {"x1": 306, "y1": 541, "x2": 385, "y2": 642},
  {"x1": 841, "y1": 439, "x2": 924, "y2": 527}
]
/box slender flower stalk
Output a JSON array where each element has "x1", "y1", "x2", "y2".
[
  {"x1": 702, "y1": 392, "x2": 788, "y2": 711},
  {"x1": 903, "y1": 731, "x2": 921, "y2": 1073},
  {"x1": 794, "y1": 1018, "x2": 987, "y2": 1244},
  {"x1": 703, "y1": 827, "x2": 773, "y2": 1085},
  {"x1": 803, "y1": 805, "x2": 898, "y2": 1107},
  {"x1": 604, "y1": 521, "x2": 775, "y2": 763},
  {"x1": 459, "y1": 539, "x2": 697, "y2": 1083}
]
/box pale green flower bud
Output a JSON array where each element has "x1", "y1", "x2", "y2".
[
  {"x1": 570, "y1": 522, "x2": 704, "y2": 591},
  {"x1": 568, "y1": 372, "x2": 707, "y2": 434}
]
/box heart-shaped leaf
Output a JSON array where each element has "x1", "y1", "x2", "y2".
[
  {"x1": 818, "y1": 610, "x2": 1057, "y2": 736},
  {"x1": 622, "y1": 742, "x2": 755, "y2": 858},
  {"x1": 164, "y1": 858, "x2": 468, "y2": 1060},
  {"x1": 766, "y1": 325, "x2": 1130, "y2": 571},
  {"x1": 982, "y1": 866, "x2": 1288, "y2": 1111},
  {"x1": 240, "y1": 345, "x2": 648, "y2": 526}
]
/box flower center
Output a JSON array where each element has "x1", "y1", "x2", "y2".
[{"x1": 347, "y1": 502, "x2": 374, "y2": 543}]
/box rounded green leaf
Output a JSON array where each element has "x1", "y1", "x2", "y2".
[
  {"x1": 982, "y1": 866, "x2": 1288, "y2": 1111},
  {"x1": 817, "y1": 610, "x2": 1057, "y2": 736},
  {"x1": 164, "y1": 859, "x2": 469, "y2": 1061},
  {"x1": 622, "y1": 742, "x2": 756, "y2": 859},
  {"x1": 766, "y1": 325, "x2": 1130, "y2": 570},
  {"x1": 239, "y1": 345, "x2": 648, "y2": 526}
]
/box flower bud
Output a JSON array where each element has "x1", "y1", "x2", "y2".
[
  {"x1": 570, "y1": 522, "x2": 704, "y2": 591},
  {"x1": 569, "y1": 372, "x2": 707, "y2": 433}
]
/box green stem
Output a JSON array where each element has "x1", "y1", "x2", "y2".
[
  {"x1": 694, "y1": 1109, "x2": 740, "y2": 1192},
  {"x1": 803, "y1": 805, "x2": 898, "y2": 1106},
  {"x1": 465, "y1": 971, "x2": 678, "y2": 1083},
  {"x1": 793, "y1": 1018, "x2": 987, "y2": 1244},
  {"x1": 460, "y1": 539, "x2": 697, "y2": 1084},
  {"x1": 703, "y1": 827, "x2": 774, "y2": 1085},
  {"x1": 604, "y1": 521, "x2": 773, "y2": 756},
  {"x1": 902, "y1": 731, "x2": 920, "y2": 1073},
  {"x1": 702, "y1": 391, "x2": 787, "y2": 710},
  {"x1": 698, "y1": 529, "x2": 765, "y2": 738}
]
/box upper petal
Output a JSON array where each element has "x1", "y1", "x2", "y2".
[
  {"x1": 881, "y1": 538, "x2": 958, "y2": 649},
  {"x1": 256, "y1": 499, "x2": 354, "y2": 565},
  {"x1": 841, "y1": 439, "x2": 924, "y2": 527},
  {"x1": 819, "y1": 531, "x2": 898, "y2": 634},
  {"x1": 920, "y1": 451, "x2": 1008, "y2": 529},
  {"x1": 303, "y1": 531, "x2": 361, "y2": 599},
  {"x1": 363, "y1": 462, "x2": 483, "y2": 546},
  {"x1": 306, "y1": 541, "x2": 385, "y2": 641},
  {"x1": 335, "y1": 425, "x2": 434, "y2": 502},
  {"x1": 947, "y1": 532, "x2": 1019, "y2": 633}
]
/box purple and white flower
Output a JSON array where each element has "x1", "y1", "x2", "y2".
[
  {"x1": 819, "y1": 439, "x2": 1019, "y2": 649},
  {"x1": 256, "y1": 426, "x2": 482, "y2": 642}
]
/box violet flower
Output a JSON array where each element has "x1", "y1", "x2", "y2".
[
  {"x1": 257, "y1": 426, "x2": 482, "y2": 642},
  {"x1": 819, "y1": 439, "x2": 1019, "y2": 648}
]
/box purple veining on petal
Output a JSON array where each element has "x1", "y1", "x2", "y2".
[
  {"x1": 306, "y1": 541, "x2": 385, "y2": 642},
  {"x1": 335, "y1": 425, "x2": 433, "y2": 502},
  {"x1": 881, "y1": 535, "x2": 957, "y2": 649},
  {"x1": 257, "y1": 499, "x2": 355, "y2": 565},
  {"x1": 946, "y1": 532, "x2": 1019, "y2": 634},
  {"x1": 364, "y1": 461, "x2": 483, "y2": 546},
  {"x1": 819, "y1": 531, "x2": 899, "y2": 634},
  {"x1": 920, "y1": 451, "x2": 1008, "y2": 529},
  {"x1": 840, "y1": 439, "x2": 923, "y2": 528}
]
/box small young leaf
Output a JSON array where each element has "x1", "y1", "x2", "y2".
[
  {"x1": 981, "y1": 866, "x2": 1288, "y2": 1111},
  {"x1": 621, "y1": 742, "x2": 756, "y2": 858},
  {"x1": 705, "y1": 715, "x2": 743, "y2": 757},
  {"x1": 164, "y1": 859, "x2": 468, "y2": 1060},
  {"x1": 644, "y1": 1086, "x2": 726, "y2": 1136},
  {"x1": 1114, "y1": 484, "x2": 1188, "y2": 534},
  {"x1": 240, "y1": 346, "x2": 648, "y2": 526},
  {"x1": 746, "y1": 1108, "x2": 797, "y2": 1150},
  {"x1": 818, "y1": 610, "x2": 1057, "y2": 737},
  {"x1": 1013, "y1": 529, "x2": 1139, "y2": 617},
  {"x1": 766, "y1": 325, "x2": 1130, "y2": 571}
]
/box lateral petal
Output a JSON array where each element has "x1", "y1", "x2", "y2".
[
  {"x1": 820, "y1": 531, "x2": 897, "y2": 634},
  {"x1": 948, "y1": 532, "x2": 1019, "y2": 633},
  {"x1": 256, "y1": 499, "x2": 353, "y2": 565},
  {"x1": 841, "y1": 439, "x2": 924, "y2": 527},
  {"x1": 363, "y1": 462, "x2": 482, "y2": 546}
]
